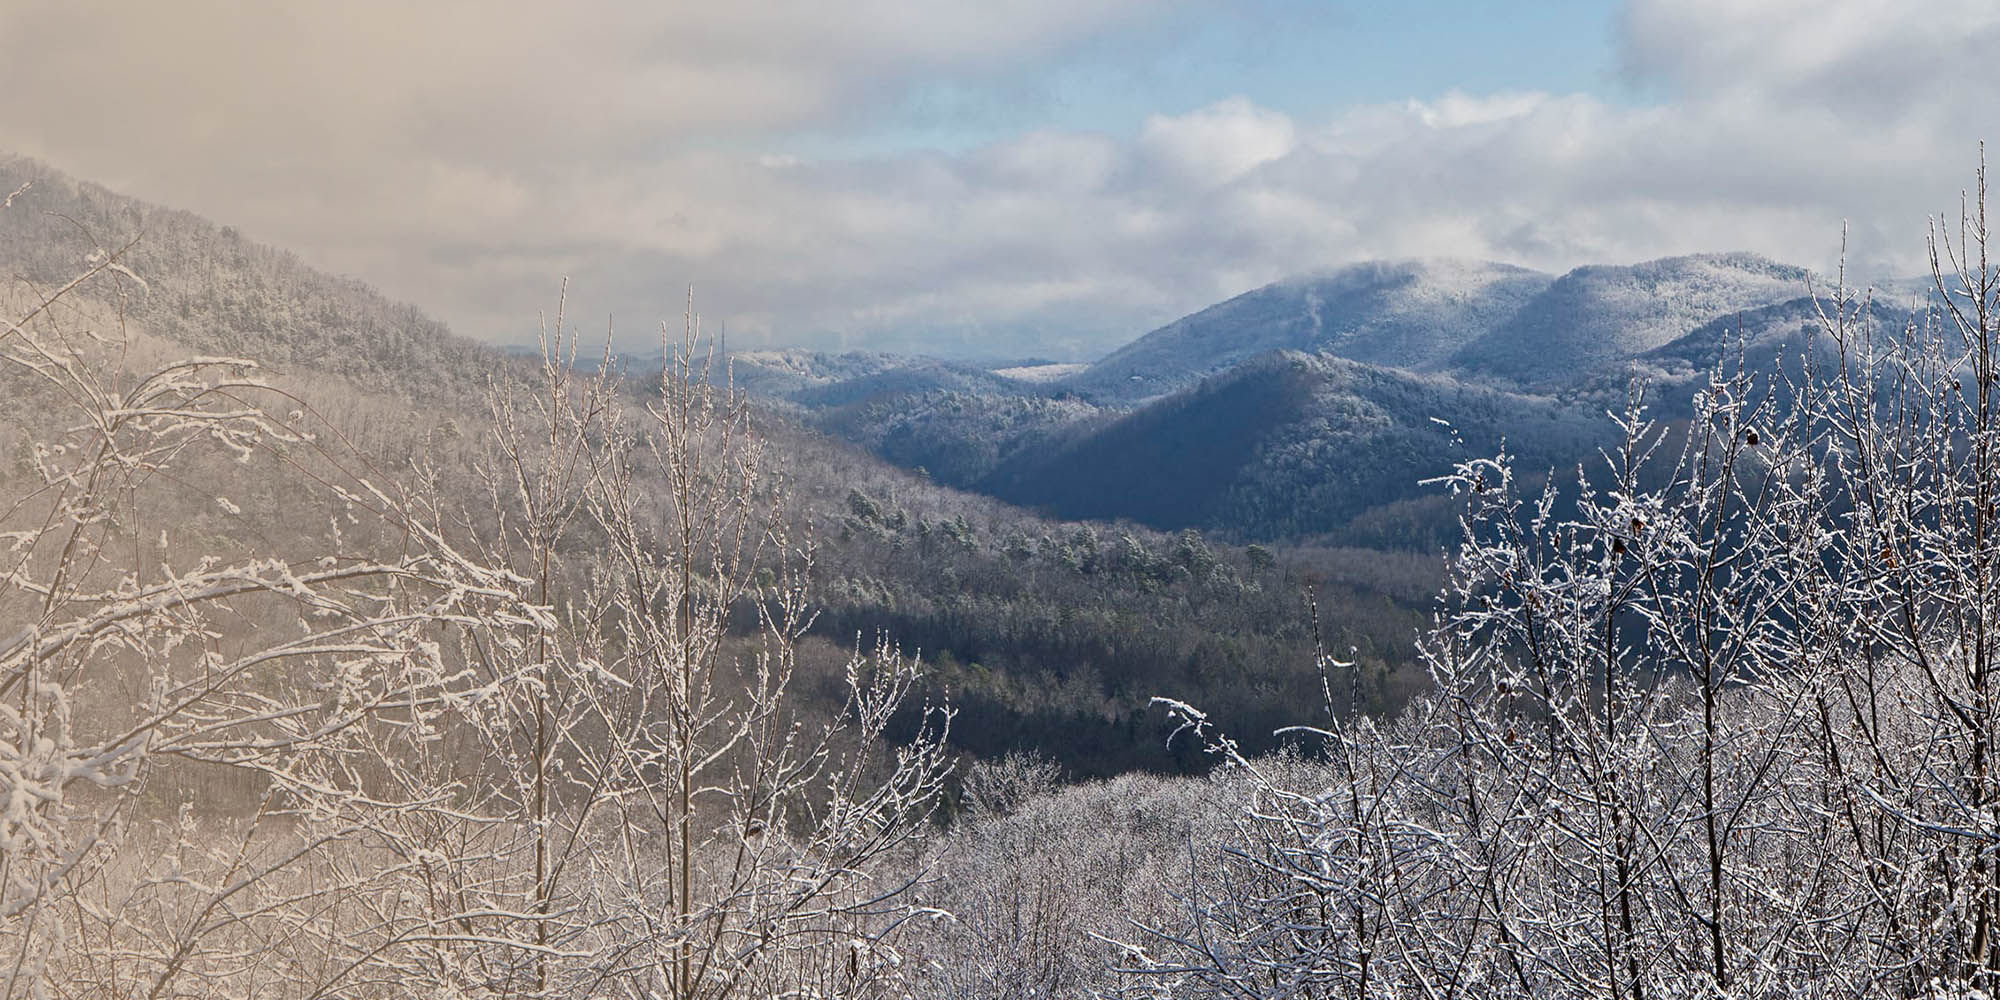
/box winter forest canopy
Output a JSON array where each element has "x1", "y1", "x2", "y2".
[
  {"x1": 7, "y1": 140, "x2": 2000, "y2": 999},
  {"x1": 11, "y1": 0, "x2": 2000, "y2": 984}
]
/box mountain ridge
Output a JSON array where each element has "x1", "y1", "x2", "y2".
[
  {"x1": 1446, "y1": 251, "x2": 1813, "y2": 389},
  {"x1": 738, "y1": 251, "x2": 1915, "y2": 547},
  {"x1": 0, "y1": 155, "x2": 504, "y2": 402},
  {"x1": 1067, "y1": 258, "x2": 1553, "y2": 404}
]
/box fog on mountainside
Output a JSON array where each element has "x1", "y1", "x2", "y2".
[{"x1": 0, "y1": 156, "x2": 498, "y2": 400}]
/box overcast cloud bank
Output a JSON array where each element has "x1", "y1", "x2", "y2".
[{"x1": 2, "y1": 0, "x2": 1994, "y2": 358}]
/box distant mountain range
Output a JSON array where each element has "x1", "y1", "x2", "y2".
[
  {"x1": 739, "y1": 252, "x2": 1928, "y2": 545},
  {"x1": 1074, "y1": 252, "x2": 1814, "y2": 401},
  {"x1": 0, "y1": 151, "x2": 1937, "y2": 773},
  {"x1": 6, "y1": 145, "x2": 1926, "y2": 551},
  {"x1": 1070, "y1": 259, "x2": 1550, "y2": 403},
  {"x1": 0, "y1": 153, "x2": 1444, "y2": 773}
]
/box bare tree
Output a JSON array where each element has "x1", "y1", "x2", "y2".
[
  {"x1": 1115, "y1": 158, "x2": 2000, "y2": 999},
  {"x1": 453, "y1": 296, "x2": 954, "y2": 998},
  {"x1": 0, "y1": 215, "x2": 537, "y2": 999},
  {"x1": 0, "y1": 180, "x2": 949, "y2": 999}
]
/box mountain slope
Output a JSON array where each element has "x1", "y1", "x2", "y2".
[
  {"x1": 729, "y1": 349, "x2": 1100, "y2": 487},
  {"x1": 0, "y1": 154, "x2": 1445, "y2": 777},
  {"x1": 0, "y1": 155, "x2": 497, "y2": 400},
  {"x1": 1067, "y1": 259, "x2": 1552, "y2": 404},
  {"x1": 1448, "y1": 252, "x2": 1809, "y2": 390},
  {"x1": 986, "y1": 351, "x2": 1607, "y2": 540}
]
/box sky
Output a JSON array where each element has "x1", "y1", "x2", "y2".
[{"x1": 2, "y1": 0, "x2": 1996, "y2": 361}]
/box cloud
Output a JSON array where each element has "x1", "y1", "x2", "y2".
[
  {"x1": 656, "y1": 72, "x2": 1982, "y2": 358},
  {"x1": 3, "y1": 0, "x2": 1998, "y2": 361},
  {"x1": 1619, "y1": 0, "x2": 2000, "y2": 123},
  {"x1": 0, "y1": 0, "x2": 1164, "y2": 348},
  {"x1": 1138, "y1": 98, "x2": 1295, "y2": 187}
]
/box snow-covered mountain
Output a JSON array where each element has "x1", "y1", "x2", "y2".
[
  {"x1": 1446, "y1": 252, "x2": 1811, "y2": 389},
  {"x1": 750, "y1": 251, "x2": 1886, "y2": 544},
  {"x1": 984, "y1": 351, "x2": 1606, "y2": 541},
  {"x1": 1068, "y1": 259, "x2": 1553, "y2": 404}
]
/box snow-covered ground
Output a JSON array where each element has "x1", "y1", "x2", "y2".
[{"x1": 993, "y1": 362, "x2": 1087, "y2": 382}]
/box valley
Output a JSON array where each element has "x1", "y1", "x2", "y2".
[
  {"x1": 19, "y1": 4, "x2": 2000, "y2": 993},
  {"x1": 6, "y1": 146, "x2": 1990, "y2": 1000},
  {"x1": 742, "y1": 248, "x2": 1916, "y2": 553},
  {"x1": 3, "y1": 154, "x2": 1931, "y2": 788}
]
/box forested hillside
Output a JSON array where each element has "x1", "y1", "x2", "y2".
[
  {"x1": 0, "y1": 156, "x2": 1429, "y2": 781},
  {"x1": 0, "y1": 156, "x2": 499, "y2": 399},
  {"x1": 755, "y1": 251, "x2": 1919, "y2": 555},
  {"x1": 982, "y1": 351, "x2": 1609, "y2": 541},
  {"x1": 1069, "y1": 258, "x2": 1553, "y2": 402},
  {"x1": 13, "y1": 138, "x2": 2000, "y2": 1000},
  {"x1": 752, "y1": 413, "x2": 1437, "y2": 775}
]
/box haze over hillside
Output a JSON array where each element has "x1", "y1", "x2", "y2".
[
  {"x1": 0, "y1": 152, "x2": 1934, "y2": 786},
  {"x1": 24, "y1": 144, "x2": 1838, "y2": 773},
  {"x1": 0, "y1": 155, "x2": 499, "y2": 401}
]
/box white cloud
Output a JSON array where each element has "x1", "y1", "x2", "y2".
[
  {"x1": 1619, "y1": 0, "x2": 2000, "y2": 123},
  {"x1": 1137, "y1": 98, "x2": 1296, "y2": 187},
  {"x1": 3, "y1": 0, "x2": 1998, "y2": 361},
  {"x1": 1410, "y1": 91, "x2": 1547, "y2": 129},
  {"x1": 0, "y1": 0, "x2": 1165, "y2": 350}
]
